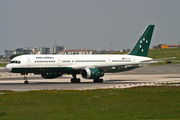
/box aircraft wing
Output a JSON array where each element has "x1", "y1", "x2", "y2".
[
  {"x1": 71, "y1": 61, "x2": 155, "y2": 71},
  {"x1": 70, "y1": 57, "x2": 175, "y2": 71}
]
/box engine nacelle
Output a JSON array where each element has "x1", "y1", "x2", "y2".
[
  {"x1": 81, "y1": 68, "x2": 104, "y2": 79},
  {"x1": 41, "y1": 72, "x2": 63, "y2": 79}
]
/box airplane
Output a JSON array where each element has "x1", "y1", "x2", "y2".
[{"x1": 5, "y1": 25, "x2": 155, "y2": 84}]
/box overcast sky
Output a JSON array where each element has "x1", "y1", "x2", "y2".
[{"x1": 1, "y1": 0, "x2": 180, "y2": 55}]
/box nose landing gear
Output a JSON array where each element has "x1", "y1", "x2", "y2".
[{"x1": 23, "y1": 74, "x2": 29, "y2": 84}]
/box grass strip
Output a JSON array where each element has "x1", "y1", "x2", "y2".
[
  {"x1": 0, "y1": 63, "x2": 7, "y2": 67},
  {"x1": 0, "y1": 86, "x2": 180, "y2": 120}
]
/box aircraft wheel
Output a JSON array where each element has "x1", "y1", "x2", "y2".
[
  {"x1": 94, "y1": 78, "x2": 103, "y2": 83},
  {"x1": 71, "y1": 78, "x2": 80, "y2": 83},
  {"x1": 77, "y1": 78, "x2": 80, "y2": 83},
  {"x1": 71, "y1": 78, "x2": 74, "y2": 83},
  {"x1": 24, "y1": 81, "x2": 29, "y2": 84},
  {"x1": 100, "y1": 78, "x2": 103, "y2": 83},
  {"x1": 93, "y1": 79, "x2": 98, "y2": 83}
]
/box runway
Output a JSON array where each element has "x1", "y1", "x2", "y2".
[{"x1": 1, "y1": 64, "x2": 180, "y2": 91}]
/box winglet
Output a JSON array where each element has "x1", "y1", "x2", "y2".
[{"x1": 128, "y1": 25, "x2": 155, "y2": 57}]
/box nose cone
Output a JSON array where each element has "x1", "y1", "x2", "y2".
[{"x1": 5, "y1": 64, "x2": 12, "y2": 72}]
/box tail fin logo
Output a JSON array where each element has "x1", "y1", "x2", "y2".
[
  {"x1": 140, "y1": 38, "x2": 148, "y2": 53},
  {"x1": 128, "y1": 25, "x2": 155, "y2": 57}
]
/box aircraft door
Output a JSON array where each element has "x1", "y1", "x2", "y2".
[
  {"x1": 107, "y1": 58, "x2": 112, "y2": 65},
  {"x1": 57, "y1": 57, "x2": 61, "y2": 66},
  {"x1": 132, "y1": 57, "x2": 136, "y2": 63},
  {"x1": 27, "y1": 57, "x2": 31, "y2": 67}
]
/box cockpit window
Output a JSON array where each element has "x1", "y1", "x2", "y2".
[
  {"x1": 9, "y1": 61, "x2": 21, "y2": 64},
  {"x1": 10, "y1": 61, "x2": 15, "y2": 63}
]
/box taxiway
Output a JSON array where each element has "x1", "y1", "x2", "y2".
[{"x1": 1, "y1": 64, "x2": 180, "y2": 91}]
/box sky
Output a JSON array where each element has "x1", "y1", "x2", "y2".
[{"x1": 1, "y1": 0, "x2": 180, "y2": 55}]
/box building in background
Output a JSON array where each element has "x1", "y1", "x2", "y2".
[
  {"x1": 153, "y1": 44, "x2": 168, "y2": 49},
  {"x1": 5, "y1": 45, "x2": 67, "y2": 59},
  {"x1": 40, "y1": 46, "x2": 50, "y2": 54},
  {"x1": 153, "y1": 44, "x2": 180, "y2": 49},
  {"x1": 59, "y1": 49, "x2": 92, "y2": 55},
  {"x1": 92, "y1": 49, "x2": 127, "y2": 54},
  {"x1": 5, "y1": 49, "x2": 16, "y2": 58},
  {"x1": 0, "y1": 55, "x2": 4, "y2": 60},
  {"x1": 40, "y1": 45, "x2": 67, "y2": 54},
  {"x1": 50, "y1": 45, "x2": 67, "y2": 54},
  {"x1": 168, "y1": 44, "x2": 180, "y2": 48},
  {"x1": 5, "y1": 45, "x2": 129, "y2": 59},
  {"x1": 5, "y1": 47, "x2": 40, "y2": 59}
]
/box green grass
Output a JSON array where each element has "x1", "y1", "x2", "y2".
[
  {"x1": 0, "y1": 63, "x2": 7, "y2": 67},
  {"x1": 147, "y1": 48, "x2": 180, "y2": 65},
  {"x1": 1, "y1": 86, "x2": 180, "y2": 120},
  {"x1": 148, "y1": 48, "x2": 180, "y2": 60}
]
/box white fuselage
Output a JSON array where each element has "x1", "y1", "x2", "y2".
[{"x1": 5, "y1": 54, "x2": 153, "y2": 73}]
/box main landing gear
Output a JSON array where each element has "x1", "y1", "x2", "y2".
[
  {"x1": 71, "y1": 74, "x2": 81, "y2": 83},
  {"x1": 93, "y1": 78, "x2": 103, "y2": 83},
  {"x1": 23, "y1": 74, "x2": 29, "y2": 84}
]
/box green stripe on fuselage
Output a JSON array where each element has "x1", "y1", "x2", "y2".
[{"x1": 11, "y1": 67, "x2": 74, "y2": 74}]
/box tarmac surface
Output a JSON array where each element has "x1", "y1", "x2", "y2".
[{"x1": 1, "y1": 64, "x2": 180, "y2": 91}]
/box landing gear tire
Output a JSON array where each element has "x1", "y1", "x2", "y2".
[
  {"x1": 71, "y1": 78, "x2": 74, "y2": 83},
  {"x1": 94, "y1": 78, "x2": 103, "y2": 83},
  {"x1": 71, "y1": 78, "x2": 80, "y2": 83},
  {"x1": 77, "y1": 78, "x2": 80, "y2": 83},
  {"x1": 99, "y1": 78, "x2": 103, "y2": 83},
  {"x1": 24, "y1": 81, "x2": 29, "y2": 84}
]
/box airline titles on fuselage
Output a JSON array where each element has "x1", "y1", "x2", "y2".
[{"x1": 36, "y1": 57, "x2": 54, "y2": 59}]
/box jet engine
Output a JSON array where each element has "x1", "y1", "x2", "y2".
[
  {"x1": 81, "y1": 68, "x2": 104, "y2": 79},
  {"x1": 41, "y1": 72, "x2": 63, "y2": 79}
]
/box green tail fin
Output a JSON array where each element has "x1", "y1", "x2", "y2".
[{"x1": 128, "y1": 25, "x2": 155, "y2": 57}]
